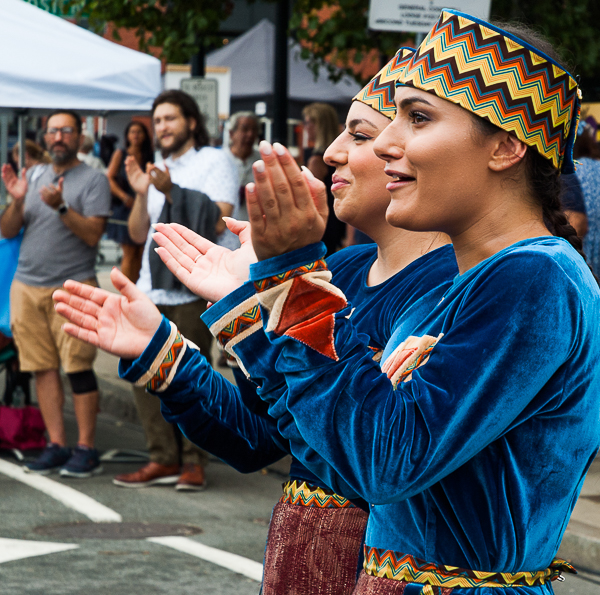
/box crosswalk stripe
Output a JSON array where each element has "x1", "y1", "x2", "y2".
[
  {"x1": 147, "y1": 536, "x2": 263, "y2": 582},
  {"x1": 0, "y1": 537, "x2": 78, "y2": 564},
  {"x1": 0, "y1": 459, "x2": 122, "y2": 522}
]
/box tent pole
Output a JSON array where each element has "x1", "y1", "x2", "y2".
[
  {"x1": 0, "y1": 114, "x2": 8, "y2": 207},
  {"x1": 86, "y1": 116, "x2": 95, "y2": 138},
  {"x1": 191, "y1": 39, "x2": 206, "y2": 77},
  {"x1": 273, "y1": 0, "x2": 289, "y2": 145},
  {"x1": 17, "y1": 111, "x2": 27, "y2": 173}
]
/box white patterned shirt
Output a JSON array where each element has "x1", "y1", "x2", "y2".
[{"x1": 137, "y1": 146, "x2": 239, "y2": 305}]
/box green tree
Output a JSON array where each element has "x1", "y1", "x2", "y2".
[
  {"x1": 291, "y1": 0, "x2": 600, "y2": 85},
  {"x1": 67, "y1": 0, "x2": 600, "y2": 89},
  {"x1": 65, "y1": 0, "x2": 235, "y2": 64}
]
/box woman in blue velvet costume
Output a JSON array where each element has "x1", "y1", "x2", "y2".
[
  {"x1": 52, "y1": 51, "x2": 459, "y2": 595},
  {"x1": 53, "y1": 10, "x2": 600, "y2": 595},
  {"x1": 223, "y1": 12, "x2": 598, "y2": 595}
]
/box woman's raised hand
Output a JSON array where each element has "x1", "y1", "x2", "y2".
[
  {"x1": 53, "y1": 268, "x2": 163, "y2": 360},
  {"x1": 247, "y1": 141, "x2": 329, "y2": 261},
  {"x1": 124, "y1": 155, "x2": 150, "y2": 196},
  {"x1": 152, "y1": 218, "x2": 257, "y2": 303}
]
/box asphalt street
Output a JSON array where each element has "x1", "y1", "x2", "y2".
[{"x1": 0, "y1": 410, "x2": 284, "y2": 595}]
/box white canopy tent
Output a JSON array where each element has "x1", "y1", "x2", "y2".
[
  {"x1": 0, "y1": 0, "x2": 161, "y2": 203},
  {"x1": 207, "y1": 19, "x2": 361, "y2": 107},
  {"x1": 0, "y1": 0, "x2": 161, "y2": 112}
]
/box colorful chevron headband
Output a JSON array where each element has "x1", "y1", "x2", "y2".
[
  {"x1": 353, "y1": 48, "x2": 415, "y2": 120},
  {"x1": 396, "y1": 10, "x2": 581, "y2": 173}
]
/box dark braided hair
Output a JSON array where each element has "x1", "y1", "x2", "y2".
[{"x1": 472, "y1": 22, "x2": 597, "y2": 283}]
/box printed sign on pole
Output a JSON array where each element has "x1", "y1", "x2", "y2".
[
  {"x1": 181, "y1": 78, "x2": 219, "y2": 138},
  {"x1": 368, "y1": 0, "x2": 491, "y2": 33}
]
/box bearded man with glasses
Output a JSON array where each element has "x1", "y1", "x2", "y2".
[{"x1": 1, "y1": 110, "x2": 110, "y2": 478}]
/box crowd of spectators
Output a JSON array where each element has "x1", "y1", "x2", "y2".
[{"x1": 0, "y1": 92, "x2": 353, "y2": 487}]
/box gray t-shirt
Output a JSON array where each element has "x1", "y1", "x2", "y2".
[{"x1": 15, "y1": 162, "x2": 111, "y2": 287}]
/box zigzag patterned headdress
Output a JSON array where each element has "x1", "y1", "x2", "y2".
[
  {"x1": 353, "y1": 48, "x2": 415, "y2": 120},
  {"x1": 396, "y1": 9, "x2": 581, "y2": 173}
]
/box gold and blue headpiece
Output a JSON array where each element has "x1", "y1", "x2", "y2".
[
  {"x1": 396, "y1": 9, "x2": 581, "y2": 173},
  {"x1": 353, "y1": 48, "x2": 415, "y2": 120}
]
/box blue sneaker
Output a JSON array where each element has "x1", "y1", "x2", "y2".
[
  {"x1": 24, "y1": 443, "x2": 71, "y2": 475},
  {"x1": 59, "y1": 445, "x2": 103, "y2": 478}
]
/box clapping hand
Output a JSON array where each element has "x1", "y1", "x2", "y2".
[
  {"x1": 152, "y1": 218, "x2": 257, "y2": 303},
  {"x1": 53, "y1": 268, "x2": 163, "y2": 360},
  {"x1": 40, "y1": 178, "x2": 64, "y2": 210},
  {"x1": 1, "y1": 164, "x2": 28, "y2": 201},
  {"x1": 125, "y1": 156, "x2": 150, "y2": 196},
  {"x1": 147, "y1": 164, "x2": 173, "y2": 199},
  {"x1": 247, "y1": 141, "x2": 329, "y2": 261}
]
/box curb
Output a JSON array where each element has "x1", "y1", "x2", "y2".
[
  {"x1": 97, "y1": 376, "x2": 140, "y2": 425},
  {"x1": 558, "y1": 520, "x2": 600, "y2": 574}
]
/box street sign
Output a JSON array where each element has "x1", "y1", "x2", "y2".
[
  {"x1": 180, "y1": 78, "x2": 219, "y2": 138},
  {"x1": 369, "y1": 0, "x2": 491, "y2": 33}
]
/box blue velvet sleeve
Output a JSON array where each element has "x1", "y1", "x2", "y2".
[
  {"x1": 119, "y1": 316, "x2": 288, "y2": 473},
  {"x1": 202, "y1": 246, "x2": 366, "y2": 500},
  {"x1": 252, "y1": 250, "x2": 584, "y2": 504}
]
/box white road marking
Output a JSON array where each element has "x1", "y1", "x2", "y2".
[
  {"x1": 0, "y1": 459, "x2": 122, "y2": 523},
  {"x1": 148, "y1": 536, "x2": 263, "y2": 583},
  {"x1": 0, "y1": 537, "x2": 78, "y2": 564}
]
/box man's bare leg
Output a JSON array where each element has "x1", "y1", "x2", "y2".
[
  {"x1": 72, "y1": 390, "x2": 99, "y2": 448},
  {"x1": 35, "y1": 369, "x2": 66, "y2": 446}
]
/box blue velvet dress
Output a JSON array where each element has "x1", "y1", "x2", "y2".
[
  {"x1": 120, "y1": 244, "x2": 457, "y2": 480},
  {"x1": 233, "y1": 236, "x2": 600, "y2": 594},
  {"x1": 119, "y1": 244, "x2": 458, "y2": 594}
]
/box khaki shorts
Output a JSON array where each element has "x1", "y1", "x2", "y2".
[{"x1": 10, "y1": 278, "x2": 97, "y2": 374}]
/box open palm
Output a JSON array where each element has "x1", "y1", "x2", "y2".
[
  {"x1": 1, "y1": 164, "x2": 28, "y2": 201},
  {"x1": 125, "y1": 156, "x2": 150, "y2": 196},
  {"x1": 152, "y1": 219, "x2": 257, "y2": 303},
  {"x1": 53, "y1": 268, "x2": 163, "y2": 359}
]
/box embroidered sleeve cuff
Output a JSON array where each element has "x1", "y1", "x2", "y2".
[
  {"x1": 248, "y1": 244, "x2": 348, "y2": 362},
  {"x1": 118, "y1": 316, "x2": 173, "y2": 383},
  {"x1": 200, "y1": 282, "x2": 262, "y2": 377},
  {"x1": 201, "y1": 281, "x2": 257, "y2": 330},
  {"x1": 118, "y1": 315, "x2": 187, "y2": 392},
  {"x1": 249, "y1": 243, "x2": 327, "y2": 290}
]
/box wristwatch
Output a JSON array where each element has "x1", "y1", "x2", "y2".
[{"x1": 57, "y1": 202, "x2": 69, "y2": 216}]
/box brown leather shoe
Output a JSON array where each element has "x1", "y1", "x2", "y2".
[
  {"x1": 113, "y1": 462, "x2": 180, "y2": 488},
  {"x1": 175, "y1": 463, "x2": 207, "y2": 492}
]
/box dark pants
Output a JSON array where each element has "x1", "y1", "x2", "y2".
[{"x1": 133, "y1": 299, "x2": 213, "y2": 467}]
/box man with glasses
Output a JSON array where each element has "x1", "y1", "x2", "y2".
[{"x1": 0, "y1": 110, "x2": 110, "y2": 477}]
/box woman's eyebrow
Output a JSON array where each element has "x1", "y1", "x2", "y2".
[
  {"x1": 347, "y1": 118, "x2": 378, "y2": 128},
  {"x1": 398, "y1": 96, "x2": 434, "y2": 110}
]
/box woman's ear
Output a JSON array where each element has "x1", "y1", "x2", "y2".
[{"x1": 489, "y1": 133, "x2": 527, "y2": 172}]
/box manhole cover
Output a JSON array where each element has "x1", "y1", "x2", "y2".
[{"x1": 34, "y1": 522, "x2": 202, "y2": 540}]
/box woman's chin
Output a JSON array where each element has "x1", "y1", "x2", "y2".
[{"x1": 385, "y1": 203, "x2": 413, "y2": 230}]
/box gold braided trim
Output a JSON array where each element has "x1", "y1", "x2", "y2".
[
  {"x1": 280, "y1": 480, "x2": 356, "y2": 509},
  {"x1": 364, "y1": 547, "x2": 576, "y2": 590}
]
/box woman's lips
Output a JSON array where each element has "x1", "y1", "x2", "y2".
[
  {"x1": 385, "y1": 169, "x2": 415, "y2": 191},
  {"x1": 331, "y1": 175, "x2": 350, "y2": 192},
  {"x1": 331, "y1": 181, "x2": 350, "y2": 192}
]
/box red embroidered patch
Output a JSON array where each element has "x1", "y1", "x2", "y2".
[{"x1": 274, "y1": 276, "x2": 346, "y2": 360}]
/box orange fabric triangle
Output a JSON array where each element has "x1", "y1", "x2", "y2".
[
  {"x1": 274, "y1": 276, "x2": 347, "y2": 360},
  {"x1": 286, "y1": 314, "x2": 338, "y2": 360}
]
